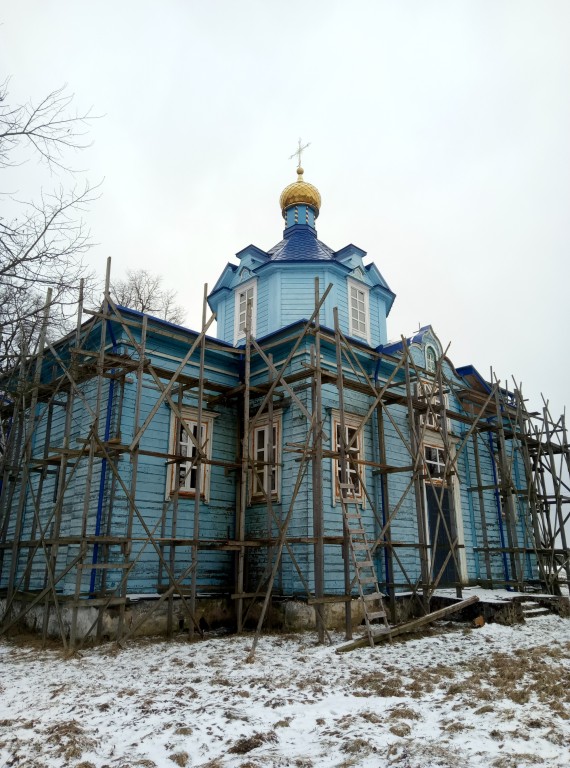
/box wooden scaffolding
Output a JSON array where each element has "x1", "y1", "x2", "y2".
[{"x1": 0, "y1": 270, "x2": 568, "y2": 648}]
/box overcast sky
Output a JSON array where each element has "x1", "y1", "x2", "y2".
[{"x1": 2, "y1": 1, "x2": 569, "y2": 418}]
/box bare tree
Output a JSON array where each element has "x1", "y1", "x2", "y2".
[
  {"x1": 111, "y1": 269, "x2": 186, "y2": 325},
  {"x1": 0, "y1": 80, "x2": 98, "y2": 369}
]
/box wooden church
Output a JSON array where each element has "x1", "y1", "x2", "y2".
[{"x1": 0, "y1": 156, "x2": 567, "y2": 644}]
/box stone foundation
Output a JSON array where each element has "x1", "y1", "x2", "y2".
[{"x1": 4, "y1": 590, "x2": 565, "y2": 644}]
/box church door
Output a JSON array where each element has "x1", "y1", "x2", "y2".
[{"x1": 425, "y1": 484, "x2": 458, "y2": 585}]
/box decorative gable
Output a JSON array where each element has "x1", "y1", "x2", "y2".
[
  {"x1": 350, "y1": 265, "x2": 372, "y2": 285},
  {"x1": 238, "y1": 267, "x2": 253, "y2": 283}
]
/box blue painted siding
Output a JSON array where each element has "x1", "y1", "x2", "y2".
[
  {"x1": 3, "y1": 303, "x2": 545, "y2": 609},
  {"x1": 212, "y1": 258, "x2": 388, "y2": 349}
]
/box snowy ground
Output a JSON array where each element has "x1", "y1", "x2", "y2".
[{"x1": 0, "y1": 615, "x2": 569, "y2": 768}]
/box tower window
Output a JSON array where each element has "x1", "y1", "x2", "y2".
[
  {"x1": 234, "y1": 278, "x2": 257, "y2": 344},
  {"x1": 347, "y1": 278, "x2": 370, "y2": 343},
  {"x1": 426, "y1": 345, "x2": 437, "y2": 373}
]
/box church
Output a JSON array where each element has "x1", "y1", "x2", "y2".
[{"x1": 0, "y1": 154, "x2": 565, "y2": 644}]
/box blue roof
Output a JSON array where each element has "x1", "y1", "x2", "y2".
[
  {"x1": 267, "y1": 226, "x2": 335, "y2": 261},
  {"x1": 380, "y1": 325, "x2": 434, "y2": 355},
  {"x1": 456, "y1": 364, "x2": 492, "y2": 392}
]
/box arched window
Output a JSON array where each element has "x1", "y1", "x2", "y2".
[{"x1": 426, "y1": 345, "x2": 437, "y2": 373}]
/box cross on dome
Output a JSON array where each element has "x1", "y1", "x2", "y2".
[
  {"x1": 280, "y1": 139, "x2": 321, "y2": 222},
  {"x1": 289, "y1": 137, "x2": 311, "y2": 169}
]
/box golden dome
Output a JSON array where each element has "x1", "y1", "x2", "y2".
[{"x1": 279, "y1": 167, "x2": 321, "y2": 219}]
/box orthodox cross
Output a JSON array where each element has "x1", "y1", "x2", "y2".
[{"x1": 289, "y1": 138, "x2": 310, "y2": 168}]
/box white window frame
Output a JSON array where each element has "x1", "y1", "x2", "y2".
[
  {"x1": 347, "y1": 277, "x2": 370, "y2": 344},
  {"x1": 331, "y1": 411, "x2": 365, "y2": 503},
  {"x1": 250, "y1": 414, "x2": 282, "y2": 503},
  {"x1": 423, "y1": 443, "x2": 447, "y2": 482},
  {"x1": 234, "y1": 278, "x2": 257, "y2": 344},
  {"x1": 168, "y1": 408, "x2": 215, "y2": 501},
  {"x1": 425, "y1": 345, "x2": 437, "y2": 373},
  {"x1": 416, "y1": 379, "x2": 450, "y2": 433}
]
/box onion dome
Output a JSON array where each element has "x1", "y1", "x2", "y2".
[{"x1": 279, "y1": 167, "x2": 321, "y2": 219}]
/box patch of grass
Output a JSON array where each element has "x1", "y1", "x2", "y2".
[
  {"x1": 228, "y1": 731, "x2": 277, "y2": 754},
  {"x1": 169, "y1": 752, "x2": 189, "y2": 767},
  {"x1": 442, "y1": 720, "x2": 472, "y2": 734},
  {"x1": 492, "y1": 755, "x2": 544, "y2": 767},
  {"x1": 46, "y1": 719, "x2": 97, "y2": 761},
  {"x1": 545, "y1": 727, "x2": 566, "y2": 746},
  {"x1": 360, "y1": 711, "x2": 382, "y2": 724},
  {"x1": 353, "y1": 673, "x2": 405, "y2": 698},
  {"x1": 340, "y1": 737, "x2": 371, "y2": 754},
  {"x1": 388, "y1": 706, "x2": 419, "y2": 721},
  {"x1": 507, "y1": 688, "x2": 530, "y2": 705},
  {"x1": 389, "y1": 722, "x2": 411, "y2": 737}
]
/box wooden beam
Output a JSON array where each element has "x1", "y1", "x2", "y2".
[{"x1": 336, "y1": 595, "x2": 480, "y2": 653}]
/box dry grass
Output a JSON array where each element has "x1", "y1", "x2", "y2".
[
  {"x1": 45, "y1": 719, "x2": 97, "y2": 761},
  {"x1": 388, "y1": 706, "x2": 420, "y2": 721},
  {"x1": 228, "y1": 731, "x2": 277, "y2": 754},
  {"x1": 169, "y1": 752, "x2": 189, "y2": 767},
  {"x1": 491, "y1": 755, "x2": 545, "y2": 767},
  {"x1": 340, "y1": 736, "x2": 373, "y2": 754}
]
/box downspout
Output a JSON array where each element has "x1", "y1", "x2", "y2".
[
  {"x1": 89, "y1": 320, "x2": 118, "y2": 596},
  {"x1": 488, "y1": 429, "x2": 510, "y2": 589},
  {"x1": 461, "y1": 424, "x2": 480, "y2": 580},
  {"x1": 374, "y1": 348, "x2": 390, "y2": 593},
  {"x1": 235, "y1": 351, "x2": 245, "y2": 566}
]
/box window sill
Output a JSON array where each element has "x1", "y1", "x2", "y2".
[{"x1": 170, "y1": 491, "x2": 207, "y2": 500}]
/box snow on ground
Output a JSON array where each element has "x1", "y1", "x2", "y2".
[{"x1": 0, "y1": 615, "x2": 569, "y2": 768}]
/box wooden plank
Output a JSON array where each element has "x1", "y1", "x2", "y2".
[
  {"x1": 307, "y1": 595, "x2": 353, "y2": 605},
  {"x1": 336, "y1": 595, "x2": 480, "y2": 653}
]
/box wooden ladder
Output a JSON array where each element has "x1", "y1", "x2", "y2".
[{"x1": 339, "y1": 483, "x2": 389, "y2": 647}]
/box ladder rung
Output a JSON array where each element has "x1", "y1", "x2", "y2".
[
  {"x1": 362, "y1": 592, "x2": 383, "y2": 601},
  {"x1": 348, "y1": 527, "x2": 364, "y2": 535},
  {"x1": 355, "y1": 560, "x2": 373, "y2": 568},
  {"x1": 360, "y1": 576, "x2": 377, "y2": 584},
  {"x1": 366, "y1": 611, "x2": 386, "y2": 620}
]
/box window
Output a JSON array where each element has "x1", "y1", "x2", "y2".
[
  {"x1": 168, "y1": 409, "x2": 214, "y2": 499},
  {"x1": 332, "y1": 414, "x2": 364, "y2": 501},
  {"x1": 234, "y1": 279, "x2": 257, "y2": 343},
  {"x1": 347, "y1": 278, "x2": 370, "y2": 342},
  {"x1": 425, "y1": 345, "x2": 437, "y2": 373},
  {"x1": 250, "y1": 416, "x2": 281, "y2": 501},
  {"x1": 424, "y1": 444, "x2": 446, "y2": 480},
  {"x1": 416, "y1": 379, "x2": 448, "y2": 433}
]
